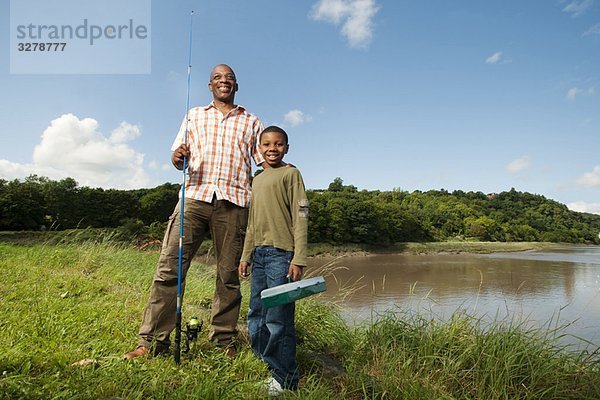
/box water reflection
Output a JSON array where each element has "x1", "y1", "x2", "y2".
[{"x1": 309, "y1": 246, "x2": 600, "y2": 349}]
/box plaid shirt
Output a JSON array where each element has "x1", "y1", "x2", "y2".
[{"x1": 171, "y1": 102, "x2": 264, "y2": 207}]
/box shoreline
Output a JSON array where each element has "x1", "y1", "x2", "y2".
[
  {"x1": 307, "y1": 241, "x2": 571, "y2": 258},
  {"x1": 0, "y1": 231, "x2": 586, "y2": 259}
]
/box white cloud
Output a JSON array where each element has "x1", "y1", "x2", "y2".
[
  {"x1": 506, "y1": 156, "x2": 531, "y2": 173},
  {"x1": 577, "y1": 165, "x2": 600, "y2": 187},
  {"x1": 566, "y1": 87, "x2": 595, "y2": 101},
  {"x1": 0, "y1": 159, "x2": 39, "y2": 179},
  {"x1": 562, "y1": 0, "x2": 594, "y2": 17},
  {"x1": 567, "y1": 201, "x2": 600, "y2": 215},
  {"x1": 0, "y1": 113, "x2": 151, "y2": 189},
  {"x1": 109, "y1": 121, "x2": 141, "y2": 143},
  {"x1": 485, "y1": 51, "x2": 503, "y2": 65},
  {"x1": 148, "y1": 160, "x2": 171, "y2": 171},
  {"x1": 283, "y1": 109, "x2": 312, "y2": 127},
  {"x1": 310, "y1": 0, "x2": 379, "y2": 48},
  {"x1": 583, "y1": 23, "x2": 600, "y2": 36},
  {"x1": 566, "y1": 88, "x2": 580, "y2": 100}
]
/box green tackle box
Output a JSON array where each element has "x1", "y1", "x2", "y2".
[{"x1": 261, "y1": 276, "x2": 327, "y2": 308}]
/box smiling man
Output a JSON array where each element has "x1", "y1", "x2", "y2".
[{"x1": 124, "y1": 64, "x2": 265, "y2": 360}]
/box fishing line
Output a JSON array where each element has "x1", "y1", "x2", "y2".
[{"x1": 174, "y1": 9, "x2": 194, "y2": 365}]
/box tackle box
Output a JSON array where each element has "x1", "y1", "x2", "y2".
[{"x1": 261, "y1": 276, "x2": 326, "y2": 308}]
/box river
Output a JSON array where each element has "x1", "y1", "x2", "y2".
[{"x1": 309, "y1": 245, "x2": 600, "y2": 350}]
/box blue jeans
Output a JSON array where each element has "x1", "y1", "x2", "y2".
[{"x1": 248, "y1": 246, "x2": 298, "y2": 390}]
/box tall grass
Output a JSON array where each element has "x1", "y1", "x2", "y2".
[
  {"x1": 346, "y1": 311, "x2": 599, "y2": 399},
  {"x1": 1, "y1": 242, "x2": 598, "y2": 399}
]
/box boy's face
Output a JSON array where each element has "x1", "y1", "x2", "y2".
[{"x1": 259, "y1": 131, "x2": 288, "y2": 168}]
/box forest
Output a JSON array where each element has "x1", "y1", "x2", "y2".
[{"x1": 1, "y1": 175, "x2": 600, "y2": 245}]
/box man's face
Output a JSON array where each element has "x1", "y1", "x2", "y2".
[{"x1": 208, "y1": 65, "x2": 237, "y2": 103}]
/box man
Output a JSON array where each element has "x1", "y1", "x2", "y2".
[{"x1": 124, "y1": 64, "x2": 264, "y2": 360}]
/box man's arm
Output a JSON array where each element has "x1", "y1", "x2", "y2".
[
  {"x1": 250, "y1": 119, "x2": 265, "y2": 167},
  {"x1": 171, "y1": 144, "x2": 190, "y2": 170}
]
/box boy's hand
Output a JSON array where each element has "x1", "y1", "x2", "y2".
[
  {"x1": 171, "y1": 144, "x2": 190, "y2": 170},
  {"x1": 238, "y1": 261, "x2": 251, "y2": 279},
  {"x1": 287, "y1": 264, "x2": 304, "y2": 282}
]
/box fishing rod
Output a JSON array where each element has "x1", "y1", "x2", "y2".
[{"x1": 174, "y1": 10, "x2": 199, "y2": 365}]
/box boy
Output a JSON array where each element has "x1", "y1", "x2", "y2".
[{"x1": 238, "y1": 125, "x2": 309, "y2": 396}]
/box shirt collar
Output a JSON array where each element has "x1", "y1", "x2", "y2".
[{"x1": 204, "y1": 101, "x2": 246, "y2": 115}]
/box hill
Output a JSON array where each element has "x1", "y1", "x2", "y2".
[{"x1": 1, "y1": 175, "x2": 599, "y2": 245}]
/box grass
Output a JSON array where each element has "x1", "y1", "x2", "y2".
[
  {"x1": 306, "y1": 241, "x2": 558, "y2": 256},
  {"x1": 0, "y1": 229, "x2": 120, "y2": 245},
  {"x1": 0, "y1": 230, "x2": 560, "y2": 256},
  {"x1": 1, "y1": 242, "x2": 599, "y2": 399},
  {"x1": 393, "y1": 241, "x2": 557, "y2": 254}
]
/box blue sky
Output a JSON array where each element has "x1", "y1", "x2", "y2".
[{"x1": 1, "y1": 0, "x2": 599, "y2": 214}]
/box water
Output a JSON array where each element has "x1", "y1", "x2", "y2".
[{"x1": 309, "y1": 246, "x2": 600, "y2": 350}]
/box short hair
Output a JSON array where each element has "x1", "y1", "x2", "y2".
[
  {"x1": 260, "y1": 125, "x2": 288, "y2": 144},
  {"x1": 209, "y1": 64, "x2": 236, "y2": 81}
]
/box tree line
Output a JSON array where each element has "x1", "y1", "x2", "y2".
[{"x1": 2, "y1": 175, "x2": 599, "y2": 245}]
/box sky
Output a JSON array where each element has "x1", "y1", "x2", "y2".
[{"x1": 1, "y1": 0, "x2": 599, "y2": 214}]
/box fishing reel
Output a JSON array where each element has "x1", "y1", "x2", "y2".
[{"x1": 182, "y1": 316, "x2": 203, "y2": 353}]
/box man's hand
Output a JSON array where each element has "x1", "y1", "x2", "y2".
[
  {"x1": 287, "y1": 264, "x2": 304, "y2": 282},
  {"x1": 171, "y1": 144, "x2": 190, "y2": 170},
  {"x1": 238, "y1": 261, "x2": 251, "y2": 279}
]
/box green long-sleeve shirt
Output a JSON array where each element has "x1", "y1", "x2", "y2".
[{"x1": 241, "y1": 166, "x2": 309, "y2": 266}]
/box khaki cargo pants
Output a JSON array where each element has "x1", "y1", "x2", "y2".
[{"x1": 138, "y1": 197, "x2": 247, "y2": 350}]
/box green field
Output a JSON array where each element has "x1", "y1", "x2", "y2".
[{"x1": 1, "y1": 242, "x2": 599, "y2": 399}]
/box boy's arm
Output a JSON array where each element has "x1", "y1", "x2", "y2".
[
  {"x1": 288, "y1": 169, "x2": 309, "y2": 269},
  {"x1": 239, "y1": 261, "x2": 251, "y2": 278},
  {"x1": 239, "y1": 198, "x2": 255, "y2": 278},
  {"x1": 288, "y1": 264, "x2": 304, "y2": 282}
]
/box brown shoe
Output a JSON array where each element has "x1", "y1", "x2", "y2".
[
  {"x1": 123, "y1": 346, "x2": 150, "y2": 360},
  {"x1": 223, "y1": 346, "x2": 237, "y2": 359}
]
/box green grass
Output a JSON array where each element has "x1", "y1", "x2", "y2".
[
  {"x1": 0, "y1": 230, "x2": 559, "y2": 256},
  {"x1": 307, "y1": 241, "x2": 559, "y2": 257},
  {"x1": 0, "y1": 242, "x2": 598, "y2": 399},
  {"x1": 394, "y1": 241, "x2": 557, "y2": 254}
]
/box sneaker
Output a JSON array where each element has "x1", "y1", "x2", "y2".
[{"x1": 265, "y1": 376, "x2": 284, "y2": 397}]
